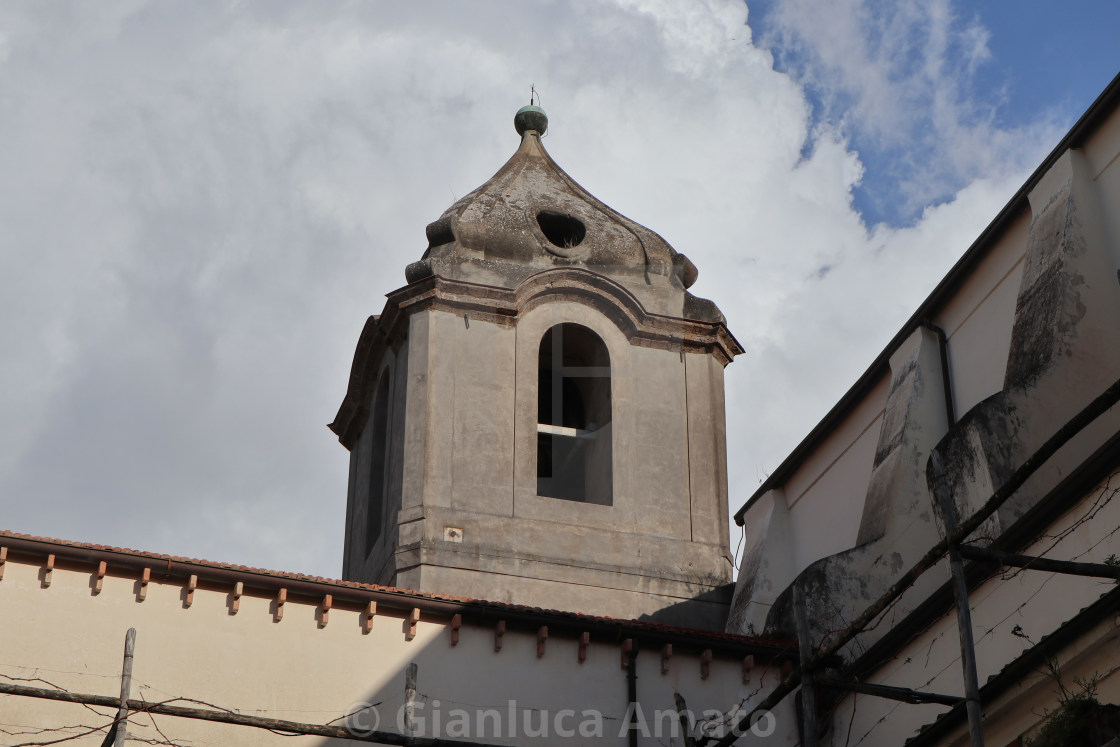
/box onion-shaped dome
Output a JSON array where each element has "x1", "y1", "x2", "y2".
[{"x1": 405, "y1": 106, "x2": 723, "y2": 320}]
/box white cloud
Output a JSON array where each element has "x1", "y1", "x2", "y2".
[
  {"x1": 0, "y1": 0, "x2": 1065, "y2": 580},
  {"x1": 758, "y1": 0, "x2": 1062, "y2": 216}
]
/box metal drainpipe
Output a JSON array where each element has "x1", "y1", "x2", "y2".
[
  {"x1": 924, "y1": 323, "x2": 957, "y2": 425},
  {"x1": 627, "y1": 645, "x2": 639, "y2": 747}
]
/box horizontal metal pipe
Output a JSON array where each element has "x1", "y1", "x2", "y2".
[
  {"x1": 957, "y1": 545, "x2": 1120, "y2": 580},
  {"x1": 816, "y1": 677, "x2": 964, "y2": 707}
]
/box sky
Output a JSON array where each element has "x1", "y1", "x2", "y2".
[{"x1": 0, "y1": 1, "x2": 1117, "y2": 580}]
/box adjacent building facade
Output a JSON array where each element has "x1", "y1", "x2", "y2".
[
  {"x1": 727, "y1": 73, "x2": 1120, "y2": 745},
  {"x1": 0, "y1": 530, "x2": 794, "y2": 745}
]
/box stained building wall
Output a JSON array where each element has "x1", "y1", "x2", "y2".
[{"x1": 729, "y1": 78, "x2": 1120, "y2": 745}]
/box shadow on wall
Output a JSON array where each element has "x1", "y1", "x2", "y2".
[{"x1": 638, "y1": 583, "x2": 734, "y2": 632}]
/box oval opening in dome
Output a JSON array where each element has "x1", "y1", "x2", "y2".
[{"x1": 537, "y1": 211, "x2": 586, "y2": 249}]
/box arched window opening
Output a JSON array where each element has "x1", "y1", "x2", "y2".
[
  {"x1": 537, "y1": 324, "x2": 612, "y2": 504},
  {"x1": 365, "y1": 373, "x2": 391, "y2": 555}
]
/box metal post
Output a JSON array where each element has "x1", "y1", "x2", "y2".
[
  {"x1": 792, "y1": 585, "x2": 818, "y2": 747},
  {"x1": 946, "y1": 540, "x2": 986, "y2": 746},
  {"x1": 114, "y1": 628, "x2": 136, "y2": 747},
  {"x1": 931, "y1": 454, "x2": 985, "y2": 747}
]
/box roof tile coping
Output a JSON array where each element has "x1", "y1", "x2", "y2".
[{"x1": 0, "y1": 529, "x2": 795, "y2": 659}]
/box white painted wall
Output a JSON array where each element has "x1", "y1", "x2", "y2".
[
  {"x1": 936, "y1": 213, "x2": 1027, "y2": 418},
  {"x1": 782, "y1": 377, "x2": 887, "y2": 571}
]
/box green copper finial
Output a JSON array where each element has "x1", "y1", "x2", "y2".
[{"x1": 515, "y1": 104, "x2": 548, "y2": 136}]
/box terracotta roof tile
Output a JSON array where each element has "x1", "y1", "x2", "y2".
[{"x1": 0, "y1": 529, "x2": 793, "y2": 650}]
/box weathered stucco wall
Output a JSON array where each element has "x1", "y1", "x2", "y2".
[
  {"x1": 340, "y1": 268, "x2": 740, "y2": 629},
  {"x1": 829, "y1": 466, "x2": 1120, "y2": 746},
  {"x1": 728, "y1": 375, "x2": 887, "y2": 634},
  {"x1": 729, "y1": 79, "x2": 1120, "y2": 746},
  {"x1": 782, "y1": 377, "x2": 888, "y2": 570},
  {"x1": 343, "y1": 345, "x2": 405, "y2": 586},
  {"x1": 936, "y1": 213, "x2": 1027, "y2": 419}
]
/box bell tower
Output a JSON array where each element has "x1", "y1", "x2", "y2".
[{"x1": 331, "y1": 106, "x2": 742, "y2": 629}]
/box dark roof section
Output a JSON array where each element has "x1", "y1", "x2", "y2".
[
  {"x1": 735, "y1": 70, "x2": 1120, "y2": 525},
  {"x1": 0, "y1": 529, "x2": 794, "y2": 660}
]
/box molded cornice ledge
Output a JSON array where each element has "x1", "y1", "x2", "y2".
[{"x1": 330, "y1": 268, "x2": 743, "y2": 449}]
